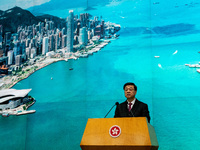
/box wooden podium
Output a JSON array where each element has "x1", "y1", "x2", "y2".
[{"x1": 80, "y1": 117, "x2": 159, "y2": 150}]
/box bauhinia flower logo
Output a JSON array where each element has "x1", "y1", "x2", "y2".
[{"x1": 109, "y1": 125, "x2": 121, "y2": 138}]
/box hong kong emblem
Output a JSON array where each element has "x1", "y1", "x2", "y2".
[{"x1": 109, "y1": 125, "x2": 121, "y2": 138}]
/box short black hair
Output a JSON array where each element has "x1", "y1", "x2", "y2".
[{"x1": 123, "y1": 82, "x2": 137, "y2": 91}]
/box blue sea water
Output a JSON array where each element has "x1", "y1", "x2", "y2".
[{"x1": 1, "y1": 0, "x2": 200, "y2": 149}]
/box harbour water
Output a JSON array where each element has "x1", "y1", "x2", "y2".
[{"x1": 1, "y1": 0, "x2": 200, "y2": 149}]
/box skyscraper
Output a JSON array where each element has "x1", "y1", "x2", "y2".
[
  {"x1": 79, "y1": 27, "x2": 88, "y2": 45},
  {"x1": 67, "y1": 10, "x2": 74, "y2": 52},
  {"x1": 7, "y1": 50, "x2": 13, "y2": 65},
  {"x1": 0, "y1": 36, "x2": 2, "y2": 49},
  {"x1": 55, "y1": 34, "x2": 59, "y2": 51},
  {"x1": 0, "y1": 25, "x2": 3, "y2": 48},
  {"x1": 62, "y1": 35, "x2": 67, "y2": 48},
  {"x1": 5, "y1": 32, "x2": 11, "y2": 46},
  {"x1": 15, "y1": 55, "x2": 22, "y2": 66},
  {"x1": 42, "y1": 37, "x2": 49, "y2": 55},
  {"x1": 49, "y1": 35, "x2": 54, "y2": 51}
]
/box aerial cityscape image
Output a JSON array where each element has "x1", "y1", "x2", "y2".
[{"x1": 0, "y1": 0, "x2": 200, "y2": 149}]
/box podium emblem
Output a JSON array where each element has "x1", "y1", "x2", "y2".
[{"x1": 109, "y1": 125, "x2": 121, "y2": 138}]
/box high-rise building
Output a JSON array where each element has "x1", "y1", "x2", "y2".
[
  {"x1": 20, "y1": 40, "x2": 26, "y2": 56},
  {"x1": 5, "y1": 32, "x2": 11, "y2": 46},
  {"x1": 0, "y1": 25, "x2": 2, "y2": 35},
  {"x1": 67, "y1": 10, "x2": 74, "y2": 52},
  {"x1": 55, "y1": 34, "x2": 59, "y2": 51},
  {"x1": 15, "y1": 55, "x2": 22, "y2": 66},
  {"x1": 49, "y1": 21, "x2": 54, "y2": 30},
  {"x1": 26, "y1": 39, "x2": 31, "y2": 47},
  {"x1": 49, "y1": 35, "x2": 55, "y2": 51},
  {"x1": 76, "y1": 22, "x2": 81, "y2": 36},
  {"x1": 26, "y1": 47, "x2": 31, "y2": 59},
  {"x1": 13, "y1": 41, "x2": 21, "y2": 62},
  {"x1": 7, "y1": 50, "x2": 13, "y2": 65},
  {"x1": 79, "y1": 27, "x2": 88, "y2": 45},
  {"x1": 0, "y1": 36, "x2": 2, "y2": 49},
  {"x1": 0, "y1": 25, "x2": 3, "y2": 48},
  {"x1": 31, "y1": 48, "x2": 36, "y2": 59},
  {"x1": 42, "y1": 37, "x2": 49, "y2": 55},
  {"x1": 62, "y1": 28, "x2": 66, "y2": 35},
  {"x1": 62, "y1": 35, "x2": 67, "y2": 48},
  {"x1": 88, "y1": 30, "x2": 92, "y2": 40}
]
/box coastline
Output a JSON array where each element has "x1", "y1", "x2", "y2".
[
  {"x1": 0, "y1": 99, "x2": 36, "y2": 117},
  {"x1": 0, "y1": 40, "x2": 111, "y2": 90}
]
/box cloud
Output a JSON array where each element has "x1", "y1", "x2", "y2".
[{"x1": 0, "y1": 0, "x2": 50, "y2": 10}]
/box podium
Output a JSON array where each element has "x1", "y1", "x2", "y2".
[{"x1": 80, "y1": 117, "x2": 159, "y2": 150}]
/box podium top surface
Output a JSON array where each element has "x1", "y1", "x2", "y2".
[{"x1": 80, "y1": 117, "x2": 153, "y2": 146}]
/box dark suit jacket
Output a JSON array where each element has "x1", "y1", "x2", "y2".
[{"x1": 114, "y1": 99, "x2": 150, "y2": 123}]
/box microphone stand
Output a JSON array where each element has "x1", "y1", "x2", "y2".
[{"x1": 104, "y1": 102, "x2": 119, "y2": 118}]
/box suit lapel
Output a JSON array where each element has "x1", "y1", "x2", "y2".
[
  {"x1": 123, "y1": 101, "x2": 129, "y2": 115},
  {"x1": 131, "y1": 99, "x2": 139, "y2": 115}
]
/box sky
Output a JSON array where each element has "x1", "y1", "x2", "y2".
[{"x1": 0, "y1": 0, "x2": 50, "y2": 11}]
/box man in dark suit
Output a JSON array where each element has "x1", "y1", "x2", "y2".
[{"x1": 114, "y1": 82, "x2": 150, "y2": 123}]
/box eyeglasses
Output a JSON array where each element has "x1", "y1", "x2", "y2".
[{"x1": 124, "y1": 88, "x2": 135, "y2": 91}]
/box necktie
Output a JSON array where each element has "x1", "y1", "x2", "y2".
[{"x1": 128, "y1": 103, "x2": 132, "y2": 112}]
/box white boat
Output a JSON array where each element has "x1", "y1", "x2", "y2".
[
  {"x1": 197, "y1": 69, "x2": 200, "y2": 73},
  {"x1": 173, "y1": 50, "x2": 178, "y2": 55},
  {"x1": 189, "y1": 64, "x2": 196, "y2": 68},
  {"x1": 154, "y1": 56, "x2": 160, "y2": 58},
  {"x1": 195, "y1": 64, "x2": 200, "y2": 68}
]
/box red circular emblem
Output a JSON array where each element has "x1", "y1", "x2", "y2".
[{"x1": 109, "y1": 125, "x2": 121, "y2": 138}]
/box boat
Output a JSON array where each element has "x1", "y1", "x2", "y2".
[
  {"x1": 189, "y1": 64, "x2": 196, "y2": 68},
  {"x1": 197, "y1": 69, "x2": 200, "y2": 73},
  {"x1": 2, "y1": 112, "x2": 9, "y2": 117},
  {"x1": 154, "y1": 56, "x2": 160, "y2": 58},
  {"x1": 195, "y1": 64, "x2": 200, "y2": 68},
  {"x1": 69, "y1": 68, "x2": 73, "y2": 70},
  {"x1": 173, "y1": 50, "x2": 178, "y2": 55}
]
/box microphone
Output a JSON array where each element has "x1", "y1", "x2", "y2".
[{"x1": 104, "y1": 102, "x2": 119, "y2": 118}]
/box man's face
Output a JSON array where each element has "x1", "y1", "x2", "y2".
[{"x1": 124, "y1": 85, "x2": 137, "y2": 99}]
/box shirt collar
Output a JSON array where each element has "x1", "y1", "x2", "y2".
[{"x1": 127, "y1": 98, "x2": 136, "y2": 104}]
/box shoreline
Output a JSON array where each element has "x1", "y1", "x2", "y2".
[
  {"x1": 0, "y1": 100, "x2": 36, "y2": 117},
  {"x1": 0, "y1": 40, "x2": 111, "y2": 90},
  {"x1": 8, "y1": 58, "x2": 64, "y2": 89}
]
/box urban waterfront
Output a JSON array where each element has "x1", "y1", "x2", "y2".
[{"x1": 1, "y1": 0, "x2": 200, "y2": 150}]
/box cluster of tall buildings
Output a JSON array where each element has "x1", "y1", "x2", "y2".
[{"x1": 0, "y1": 10, "x2": 114, "y2": 72}]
